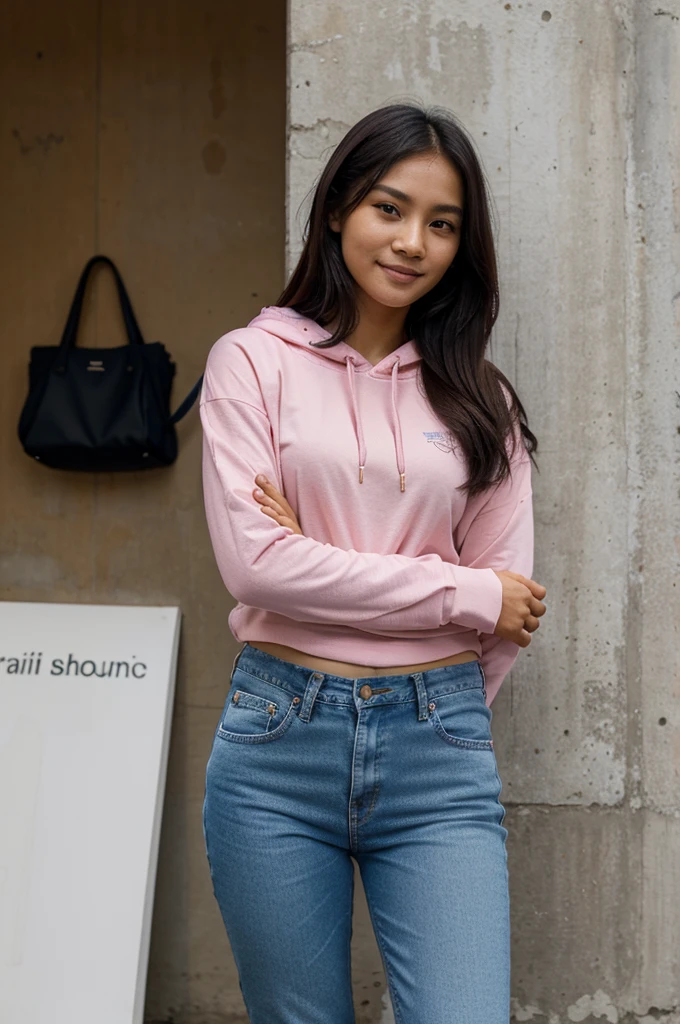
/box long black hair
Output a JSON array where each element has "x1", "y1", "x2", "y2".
[{"x1": 276, "y1": 101, "x2": 538, "y2": 498}]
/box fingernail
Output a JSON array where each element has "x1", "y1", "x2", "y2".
[{"x1": 255, "y1": 474, "x2": 267, "y2": 484}]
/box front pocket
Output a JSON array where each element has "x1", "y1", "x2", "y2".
[
  {"x1": 217, "y1": 677, "x2": 298, "y2": 745},
  {"x1": 428, "y1": 685, "x2": 494, "y2": 750}
]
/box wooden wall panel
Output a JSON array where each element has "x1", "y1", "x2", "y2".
[
  {"x1": 0, "y1": 1, "x2": 286, "y2": 1019},
  {"x1": 0, "y1": 1, "x2": 99, "y2": 598}
]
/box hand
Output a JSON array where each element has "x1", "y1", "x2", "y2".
[
  {"x1": 253, "y1": 475, "x2": 303, "y2": 536},
  {"x1": 492, "y1": 570, "x2": 547, "y2": 648}
]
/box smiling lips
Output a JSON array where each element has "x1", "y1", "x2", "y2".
[{"x1": 379, "y1": 262, "x2": 424, "y2": 283}]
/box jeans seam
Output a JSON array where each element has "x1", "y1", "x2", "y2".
[
  {"x1": 363, "y1": 902, "x2": 404, "y2": 1024},
  {"x1": 230, "y1": 663, "x2": 485, "y2": 707},
  {"x1": 477, "y1": 659, "x2": 488, "y2": 700},
  {"x1": 202, "y1": 784, "x2": 215, "y2": 889},
  {"x1": 428, "y1": 712, "x2": 495, "y2": 750},
  {"x1": 216, "y1": 698, "x2": 298, "y2": 744},
  {"x1": 230, "y1": 688, "x2": 279, "y2": 714},
  {"x1": 356, "y1": 718, "x2": 383, "y2": 828},
  {"x1": 229, "y1": 665, "x2": 293, "y2": 699},
  {"x1": 493, "y1": 758, "x2": 508, "y2": 831},
  {"x1": 348, "y1": 708, "x2": 364, "y2": 853}
]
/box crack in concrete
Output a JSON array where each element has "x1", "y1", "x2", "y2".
[
  {"x1": 289, "y1": 118, "x2": 350, "y2": 133},
  {"x1": 289, "y1": 33, "x2": 344, "y2": 52}
]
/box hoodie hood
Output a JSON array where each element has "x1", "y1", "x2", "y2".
[{"x1": 247, "y1": 305, "x2": 422, "y2": 492}]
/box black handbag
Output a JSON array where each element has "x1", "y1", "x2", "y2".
[{"x1": 17, "y1": 254, "x2": 204, "y2": 471}]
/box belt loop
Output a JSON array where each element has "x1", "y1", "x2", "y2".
[
  {"x1": 298, "y1": 671, "x2": 325, "y2": 723},
  {"x1": 413, "y1": 672, "x2": 430, "y2": 721}
]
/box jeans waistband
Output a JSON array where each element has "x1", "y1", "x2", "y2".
[{"x1": 231, "y1": 643, "x2": 487, "y2": 722}]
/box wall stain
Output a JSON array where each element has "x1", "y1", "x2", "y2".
[
  {"x1": 0, "y1": 553, "x2": 62, "y2": 588},
  {"x1": 12, "y1": 128, "x2": 64, "y2": 155},
  {"x1": 409, "y1": 19, "x2": 492, "y2": 116},
  {"x1": 202, "y1": 139, "x2": 226, "y2": 175}
]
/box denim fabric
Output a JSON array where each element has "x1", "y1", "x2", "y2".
[{"x1": 203, "y1": 642, "x2": 510, "y2": 1024}]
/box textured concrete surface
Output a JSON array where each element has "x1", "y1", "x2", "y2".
[
  {"x1": 2, "y1": 0, "x2": 678, "y2": 1020},
  {"x1": 287, "y1": 0, "x2": 679, "y2": 1020}
]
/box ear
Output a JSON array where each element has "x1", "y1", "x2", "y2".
[{"x1": 327, "y1": 209, "x2": 342, "y2": 233}]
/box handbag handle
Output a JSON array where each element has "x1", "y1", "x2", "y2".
[
  {"x1": 56, "y1": 255, "x2": 145, "y2": 366},
  {"x1": 170, "y1": 373, "x2": 204, "y2": 425},
  {"x1": 50, "y1": 253, "x2": 204, "y2": 428}
]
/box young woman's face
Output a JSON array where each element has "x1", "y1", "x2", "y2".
[{"x1": 328, "y1": 151, "x2": 464, "y2": 310}]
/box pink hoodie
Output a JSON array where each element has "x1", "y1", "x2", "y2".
[{"x1": 200, "y1": 305, "x2": 534, "y2": 705}]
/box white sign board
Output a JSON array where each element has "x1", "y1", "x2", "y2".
[{"x1": 0, "y1": 601, "x2": 181, "y2": 1024}]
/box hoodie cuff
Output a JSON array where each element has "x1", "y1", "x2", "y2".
[{"x1": 443, "y1": 565, "x2": 504, "y2": 634}]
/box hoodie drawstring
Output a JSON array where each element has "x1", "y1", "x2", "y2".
[
  {"x1": 391, "y1": 359, "x2": 407, "y2": 492},
  {"x1": 345, "y1": 355, "x2": 406, "y2": 492},
  {"x1": 344, "y1": 356, "x2": 367, "y2": 484}
]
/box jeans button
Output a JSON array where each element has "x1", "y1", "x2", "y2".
[{"x1": 359, "y1": 684, "x2": 373, "y2": 699}]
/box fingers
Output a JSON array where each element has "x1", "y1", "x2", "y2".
[
  {"x1": 496, "y1": 572, "x2": 548, "y2": 646},
  {"x1": 253, "y1": 475, "x2": 286, "y2": 515},
  {"x1": 253, "y1": 475, "x2": 301, "y2": 535},
  {"x1": 507, "y1": 572, "x2": 548, "y2": 608},
  {"x1": 509, "y1": 572, "x2": 547, "y2": 600},
  {"x1": 253, "y1": 486, "x2": 285, "y2": 516},
  {"x1": 528, "y1": 578, "x2": 547, "y2": 599},
  {"x1": 256, "y1": 496, "x2": 290, "y2": 527},
  {"x1": 259, "y1": 505, "x2": 294, "y2": 529},
  {"x1": 254, "y1": 475, "x2": 294, "y2": 516}
]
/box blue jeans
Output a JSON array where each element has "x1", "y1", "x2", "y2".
[{"x1": 203, "y1": 643, "x2": 510, "y2": 1024}]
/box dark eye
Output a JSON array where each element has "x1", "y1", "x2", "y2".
[
  {"x1": 375, "y1": 202, "x2": 399, "y2": 216},
  {"x1": 432, "y1": 219, "x2": 456, "y2": 233}
]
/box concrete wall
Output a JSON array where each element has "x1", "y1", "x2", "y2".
[
  {"x1": 0, "y1": 2, "x2": 286, "y2": 1020},
  {"x1": 288, "y1": 0, "x2": 680, "y2": 1021},
  {"x1": 2, "y1": 0, "x2": 678, "y2": 1021}
]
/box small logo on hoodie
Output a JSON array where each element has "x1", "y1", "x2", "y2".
[{"x1": 423, "y1": 430, "x2": 458, "y2": 453}]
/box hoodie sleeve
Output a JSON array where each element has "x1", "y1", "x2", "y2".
[
  {"x1": 453, "y1": 429, "x2": 534, "y2": 705},
  {"x1": 200, "y1": 331, "x2": 504, "y2": 635}
]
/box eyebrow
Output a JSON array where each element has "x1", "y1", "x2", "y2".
[{"x1": 370, "y1": 184, "x2": 464, "y2": 218}]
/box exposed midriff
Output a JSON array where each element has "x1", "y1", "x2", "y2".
[{"x1": 248, "y1": 640, "x2": 479, "y2": 678}]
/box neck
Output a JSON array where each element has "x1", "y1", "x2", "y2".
[{"x1": 337, "y1": 291, "x2": 410, "y2": 366}]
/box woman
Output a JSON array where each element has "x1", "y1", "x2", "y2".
[{"x1": 200, "y1": 102, "x2": 547, "y2": 1024}]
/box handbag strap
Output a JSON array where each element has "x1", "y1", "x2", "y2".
[
  {"x1": 55, "y1": 253, "x2": 204, "y2": 427},
  {"x1": 170, "y1": 374, "x2": 204, "y2": 425},
  {"x1": 57, "y1": 255, "x2": 145, "y2": 362}
]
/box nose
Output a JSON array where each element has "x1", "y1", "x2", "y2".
[{"x1": 393, "y1": 220, "x2": 426, "y2": 258}]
